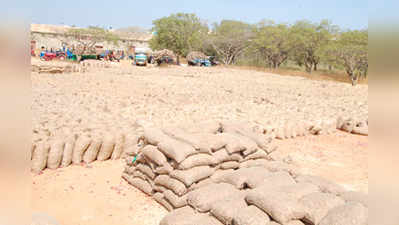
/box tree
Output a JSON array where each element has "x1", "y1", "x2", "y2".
[
  {"x1": 289, "y1": 20, "x2": 335, "y2": 73},
  {"x1": 150, "y1": 13, "x2": 208, "y2": 64},
  {"x1": 64, "y1": 26, "x2": 120, "y2": 55},
  {"x1": 209, "y1": 20, "x2": 253, "y2": 65},
  {"x1": 325, "y1": 30, "x2": 368, "y2": 86},
  {"x1": 251, "y1": 20, "x2": 291, "y2": 68}
]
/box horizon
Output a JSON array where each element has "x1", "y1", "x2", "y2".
[{"x1": 10, "y1": 0, "x2": 369, "y2": 30}]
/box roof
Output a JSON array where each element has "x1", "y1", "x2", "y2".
[{"x1": 30, "y1": 24, "x2": 152, "y2": 41}]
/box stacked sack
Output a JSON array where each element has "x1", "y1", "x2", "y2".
[
  {"x1": 337, "y1": 116, "x2": 368, "y2": 136},
  {"x1": 160, "y1": 166, "x2": 368, "y2": 225},
  {"x1": 31, "y1": 132, "x2": 141, "y2": 174},
  {"x1": 122, "y1": 120, "x2": 281, "y2": 211}
]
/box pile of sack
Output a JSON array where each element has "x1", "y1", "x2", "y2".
[
  {"x1": 337, "y1": 117, "x2": 368, "y2": 136},
  {"x1": 152, "y1": 49, "x2": 176, "y2": 62},
  {"x1": 186, "y1": 51, "x2": 208, "y2": 62}
]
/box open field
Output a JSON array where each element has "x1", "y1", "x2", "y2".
[{"x1": 31, "y1": 60, "x2": 368, "y2": 225}]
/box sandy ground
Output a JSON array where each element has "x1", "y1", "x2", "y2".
[{"x1": 32, "y1": 131, "x2": 367, "y2": 225}]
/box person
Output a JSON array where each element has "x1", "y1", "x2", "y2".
[{"x1": 40, "y1": 47, "x2": 46, "y2": 59}]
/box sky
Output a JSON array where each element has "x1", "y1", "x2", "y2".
[{"x1": 3, "y1": 0, "x2": 375, "y2": 30}]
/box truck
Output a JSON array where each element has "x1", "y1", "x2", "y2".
[{"x1": 134, "y1": 47, "x2": 150, "y2": 66}]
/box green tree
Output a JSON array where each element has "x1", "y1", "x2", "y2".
[
  {"x1": 251, "y1": 20, "x2": 291, "y2": 68},
  {"x1": 289, "y1": 20, "x2": 335, "y2": 73},
  {"x1": 325, "y1": 30, "x2": 368, "y2": 85},
  {"x1": 150, "y1": 13, "x2": 208, "y2": 64},
  {"x1": 64, "y1": 26, "x2": 120, "y2": 55},
  {"x1": 209, "y1": 20, "x2": 253, "y2": 65}
]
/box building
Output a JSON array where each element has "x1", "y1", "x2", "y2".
[{"x1": 30, "y1": 24, "x2": 152, "y2": 56}]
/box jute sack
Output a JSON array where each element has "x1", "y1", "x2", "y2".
[
  {"x1": 216, "y1": 133, "x2": 246, "y2": 154},
  {"x1": 31, "y1": 142, "x2": 50, "y2": 173},
  {"x1": 249, "y1": 171, "x2": 296, "y2": 189},
  {"x1": 153, "y1": 185, "x2": 167, "y2": 193},
  {"x1": 245, "y1": 188, "x2": 306, "y2": 224},
  {"x1": 142, "y1": 145, "x2": 167, "y2": 166},
  {"x1": 154, "y1": 163, "x2": 174, "y2": 175},
  {"x1": 111, "y1": 132, "x2": 125, "y2": 159},
  {"x1": 219, "y1": 161, "x2": 240, "y2": 170},
  {"x1": 160, "y1": 206, "x2": 223, "y2": 225},
  {"x1": 122, "y1": 173, "x2": 153, "y2": 196},
  {"x1": 170, "y1": 166, "x2": 214, "y2": 187},
  {"x1": 97, "y1": 134, "x2": 115, "y2": 161},
  {"x1": 299, "y1": 192, "x2": 345, "y2": 225},
  {"x1": 319, "y1": 202, "x2": 368, "y2": 225},
  {"x1": 186, "y1": 120, "x2": 221, "y2": 134},
  {"x1": 144, "y1": 127, "x2": 169, "y2": 145},
  {"x1": 188, "y1": 178, "x2": 215, "y2": 191},
  {"x1": 136, "y1": 163, "x2": 156, "y2": 179},
  {"x1": 209, "y1": 192, "x2": 248, "y2": 225},
  {"x1": 158, "y1": 137, "x2": 197, "y2": 163},
  {"x1": 215, "y1": 167, "x2": 271, "y2": 189},
  {"x1": 213, "y1": 148, "x2": 242, "y2": 163},
  {"x1": 162, "y1": 127, "x2": 202, "y2": 150},
  {"x1": 242, "y1": 150, "x2": 269, "y2": 162},
  {"x1": 153, "y1": 192, "x2": 174, "y2": 211},
  {"x1": 154, "y1": 175, "x2": 187, "y2": 196},
  {"x1": 178, "y1": 154, "x2": 217, "y2": 170},
  {"x1": 60, "y1": 135, "x2": 75, "y2": 167},
  {"x1": 83, "y1": 137, "x2": 102, "y2": 163},
  {"x1": 163, "y1": 190, "x2": 188, "y2": 208},
  {"x1": 47, "y1": 139, "x2": 65, "y2": 169},
  {"x1": 187, "y1": 183, "x2": 239, "y2": 213},
  {"x1": 232, "y1": 205, "x2": 271, "y2": 225},
  {"x1": 295, "y1": 174, "x2": 345, "y2": 195},
  {"x1": 123, "y1": 134, "x2": 141, "y2": 156},
  {"x1": 72, "y1": 135, "x2": 91, "y2": 164}
]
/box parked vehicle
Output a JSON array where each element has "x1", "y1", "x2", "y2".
[{"x1": 135, "y1": 53, "x2": 148, "y2": 66}]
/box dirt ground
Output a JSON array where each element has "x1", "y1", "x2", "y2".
[{"x1": 31, "y1": 61, "x2": 368, "y2": 225}]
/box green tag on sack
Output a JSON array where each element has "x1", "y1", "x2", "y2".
[{"x1": 132, "y1": 156, "x2": 137, "y2": 163}]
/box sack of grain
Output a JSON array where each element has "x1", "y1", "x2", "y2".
[
  {"x1": 170, "y1": 166, "x2": 214, "y2": 187},
  {"x1": 154, "y1": 163, "x2": 174, "y2": 175},
  {"x1": 213, "y1": 148, "x2": 242, "y2": 163},
  {"x1": 47, "y1": 139, "x2": 65, "y2": 169},
  {"x1": 295, "y1": 174, "x2": 345, "y2": 195},
  {"x1": 154, "y1": 175, "x2": 187, "y2": 196},
  {"x1": 153, "y1": 192, "x2": 174, "y2": 211},
  {"x1": 186, "y1": 120, "x2": 221, "y2": 134},
  {"x1": 178, "y1": 154, "x2": 217, "y2": 170},
  {"x1": 242, "y1": 150, "x2": 269, "y2": 162},
  {"x1": 60, "y1": 135, "x2": 76, "y2": 167},
  {"x1": 319, "y1": 202, "x2": 368, "y2": 225},
  {"x1": 83, "y1": 137, "x2": 102, "y2": 163},
  {"x1": 136, "y1": 163, "x2": 157, "y2": 180},
  {"x1": 210, "y1": 192, "x2": 248, "y2": 225},
  {"x1": 188, "y1": 178, "x2": 215, "y2": 191},
  {"x1": 111, "y1": 133, "x2": 125, "y2": 159},
  {"x1": 163, "y1": 127, "x2": 202, "y2": 150},
  {"x1": 232, "y1": 205, "x2": 271, "y2": 225},
  {"x1": 214, "y1": 167, "x2": 271, "y2": 189},
  {"x1": 187, "y1": 183, "x2": 239, "y2": 213},
  {"x1": 123, "y1": 134, "x2": 142, "y2": 156},
  {"x1": 122, "y1": 173, "x2": 153, "y2": 196},
  {"x1": 97, "y1": 134, "x2": 115, "y2": 161},
  {"x1": 72, "y1": 135, "x2": 91, "y2": 164},
  {"x1": 144, "y1": 127, "x2": 169, "y2": 145},
  {"x1": 160, "y1": 206, "x2": 223, "y2": 225},
  {"x1": 217, "y1": 133, "x2": 246, "y2": 154},
  {"x1": 163, "y1": 190, "x2": 188, "y2": 208},
  {"x1": 142, "y1": 145, "x2": 167, "y2": 166},
  {"x1": 31, "y1": 142, "x2": 50, "y2": 173},
  {"x1": 219, "y1": 161, "x2": 240, "y2": 170},
  {"x1": 299, "y1": 192, "x2": 345, "y2": 225},
  {"x1": 158, "y1": 138, "x2": 197, "y2": 163}
]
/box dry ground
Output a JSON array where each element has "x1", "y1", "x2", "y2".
[{"x1": 31, "y1": 61, "x2": 368, "y2": 225}]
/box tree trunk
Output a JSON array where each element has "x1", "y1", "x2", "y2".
[
  {"x1": 313, "y1": 62, "x2": 318, "y2": 71},
  {"x1": 328, "y1": 65, "x2": 332, "y2": 71},
  {"x1": 176, "y1": 55, "x2": 180, "y2": 65}
]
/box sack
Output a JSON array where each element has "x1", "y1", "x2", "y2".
[
  {"x1": 47, "y1": 139, "x2": 65, "y2": 169},
  {"x1": 163, "y1": 127, "x2": 202, "y2": 150},
  {"x1": 123, "y1": 134, "x2": 141, "y2": 156},
  {"x1": 31, "y1": 142, "x2": 50, "y2": 173},
  {"x1": 158, "y1": 137, "x2": 197, "y2": 163},
  {"x1": 144, "y1": 127, "x2": 169, "y2": 145},
  {"x1": 232, "y1": 205, "x2": 271, "y2": 225},
  {"x1": 300, "y1": 192, "x2": 345, "y2": 225},
  {"x1": 186, "y1": 120, "x2": 221, "y2": 134},
  {"x1": 242, "y1": 150, "x2": 269, "y2": 162},
  {"x1": 214, "y1": 167, "x2": 271, "y2": 189},
  {"x1": 72, "y1": 136, "x2": 91, "y2": 164},
  {"x1": 295, "y1": 174, "x2": 345, "y2": 195},
  {"x1": 136, "y1": 163, "x2": 156, "y2": 180},
  {"x1": 60, "y1": 135, "x2": 75, "y2": 167},
  {"x1": 250, "y1": 171, "x2": 296, "y2": 190},
  {"x1": 83, "y1": 137, "x2": 102, "y2": 163},
  {"x1": 154, "y1": 175, "x2": 187, "y2": 196},
  {"x1": 338, "y1": 191, "x2": 368, "y2": 207},
  {"x1": 142, "y1": 145, "x2": 167, "y2": 166},
  {"x1": 153, "y1": 192, "x2": 174, "y2": 211},
  {"x1": 170, "y1": 166, "x2": 214, "y2": 186},
  {"x1": 163, "y1": 190, "x2": 188, "y2": 208},
  {"x1": 178, "y1": 154, "x2": 217, "y2": 170},
  {"x1": 97, "y1": 134, "x2": 115, "y2": 161},
  {"x1": 122, "y1": 173, "x2": 153, "y2": 196},
  {"x1": 188, "y1": 178, "x2": 215, "y2": 191},
  {"x1": 210, "y1": 192, "x2": 247, "y2": 225},
  {"x1": 213, "y1": 149, "x2": 242, "y2": 163},
  {"x1": 153, "y1": 185, "x2": 167, "y2": 193},
  {"x1": 187, "y1": 183, "x2": 239, "y2": 213},
  {"x1": 216, "y1": 133, "x2": 246, "y2": 154},
  {"x1": 154, "y1": 163, "x2": 174, "y2": 175},
  {"x1": 319, "y1": 203, "x2": 368, "y2": 225},
  {"x1": 219, "y1": 161, "x2": 240, "y2": 170},
  {"x1": 111, "y1": 133, "x2": 125, "y2": 159},
  {"x1": 159, "y1": 206, "x2": 222, "y2": 225}
]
